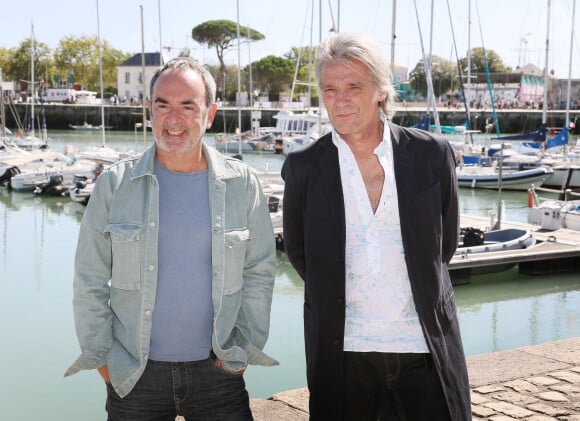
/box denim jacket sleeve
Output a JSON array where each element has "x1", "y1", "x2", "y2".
[
  {"x1": 64, "y1": 170, "x2": 116, "y2": 376},
  {"x1": 211, "y1": 160, "x2": 278, "y2": 371}
]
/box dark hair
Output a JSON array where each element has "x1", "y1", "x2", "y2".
[{"x1": 149, "y1": 57, "x2": 216, "y2": 107}]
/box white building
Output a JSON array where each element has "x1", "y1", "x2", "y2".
[{"x1": 116, "y1": 52, "x2": 167, "y2": 104}]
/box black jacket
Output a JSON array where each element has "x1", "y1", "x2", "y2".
[{"x1": 281, "y1": 123, "x2": 471, "y2": 420}]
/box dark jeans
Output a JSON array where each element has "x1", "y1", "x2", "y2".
[
  {"x1": 105, "y1": 357, "x2": 252, "y2": 421},
  {"x1": 343, "y1": 351, "x2": 451, "y2": 421}
]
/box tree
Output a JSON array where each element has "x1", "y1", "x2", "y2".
[
  {"x1": 192, "y1": 20, "x2": 265, "y2": 88},
  {"x1": 53, "y1": 35, "x2": 129, "y2": 93},
  {"x1": 251, "y1": 55, "x2": 295, "y2": 100},
  {"x1": 284, "y1": 46, "x2": 317, "y2": 100},
  {"x1": 0, "y1": 47, "x2": 11, "y2": 78},
  {"x1": 459, "y1": 47, "x2": 511, "y2": 74},
  {"x1": 409, "y1": 55, "x2": 456, "y2": 98},
  {"x1": 3, "y1": 38, "x2": 54, "y2": 95}
]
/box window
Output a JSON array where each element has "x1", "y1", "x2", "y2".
[{"x1": 125, "y1": 72, "x2": 130, "y2": 84}]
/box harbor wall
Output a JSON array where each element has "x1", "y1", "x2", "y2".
[{"x1": 4, "y1": 103, "x2": 580, "y2": 135}]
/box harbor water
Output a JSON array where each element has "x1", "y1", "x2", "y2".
[{"x1": 1, "y1": 130, "x2": 579, "y2": 420}]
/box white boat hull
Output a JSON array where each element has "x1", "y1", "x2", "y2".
[{"x1": 457, "y1": 166, "x2": 553, "y2": 191}]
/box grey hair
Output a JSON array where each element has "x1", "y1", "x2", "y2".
[
  {"x1": 149, "y1": 57, "x2": 216, "y2": 108},
  {"x1": 315, "y1": 32, "x2": 398, "y2": 117}
]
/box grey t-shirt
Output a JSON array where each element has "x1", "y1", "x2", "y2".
[{"x1": 149, "y1": 159, "x2": 213, "y2": 361}]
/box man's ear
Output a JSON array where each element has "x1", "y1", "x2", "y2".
[{"x1": 206, "y1": 102, "x2": 218, "y2": 128}]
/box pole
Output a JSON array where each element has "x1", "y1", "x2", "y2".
[
  {"x1": 96, "y1": 0, "x2": 106, "y2": 147},
  {"x1": 565, "y1": 0, "x2": 576, "y2": 129},
  {"x1": 141, "y1": 5, "x2": 147, "y2": 149},
  {"x1": 158, "y1": 0, "x2": 162, "y2": 64},
  {"x1": 542, "y1": 0, "x2": 551, "y2": 125},
  {"x1": 236, "y1": 0, "x2": 242, "y2": 156},
  {"x1": 390, "y1": 0, "x2": 397, "y2": 77}
]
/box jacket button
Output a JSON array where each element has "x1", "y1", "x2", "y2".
[
  {"x1": 333, "y1": 339, "x2": 340, "y2": 346},
  {"x1": 336, "y1": 297, "x2": 343, "y2": 304}
]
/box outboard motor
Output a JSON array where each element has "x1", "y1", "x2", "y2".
[
  {"x1": 34, "y1": 174, "x2": 68, "y2": 196},
  {"x1": 460, "y1": 227, "x2": 485, "y2": 247},
  {"x1": 73, "y1": 174, "x2": 88, "y2": 189},
  {"x1": 0, "y1": 166, "x2": 20, "y2": 187}
]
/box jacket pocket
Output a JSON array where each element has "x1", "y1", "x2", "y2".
[
  {"x1": 223, "y1": 228, "x2": 250, "y2": 294},
  {"x1": 103, "y1": 223, "x2": 142, "y2": 290}
]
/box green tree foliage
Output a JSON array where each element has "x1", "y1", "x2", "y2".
[
  {"x1": 53, "y1": 35, "x2": 129, "y2": 93},
  {"x1": 0, "y1": 47, "x2": 12, "y2": 79},
  {"x1": 3, "y1": 38, "x2": 54, "y2": 94},
  {"x1": 284, "y1": 46, "x2": 317, "y2": 100},
  {"x1": 192, "y1": 19, "x2": 265, "y2": 89},
  {"x1": 458, "y1": 47, "x2": 511, "y2": 74},
  {"x1": 206, "y1": 64, "x2": 239, "y2": 102},
  {"x1": 252, "y1": 55, "x2": 295, "y2": 100},
  {"x1": 409, "y1": 55, "x2": 456, "y2": 98}
]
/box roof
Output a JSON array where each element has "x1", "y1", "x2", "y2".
[{"x1": 119, "y1": 52, "x2": 165, "y2": 67}]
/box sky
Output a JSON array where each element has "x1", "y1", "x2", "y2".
[{"x1": 2, "y1": 0, "x2": 579, "y2": 80}]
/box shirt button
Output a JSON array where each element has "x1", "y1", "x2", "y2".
[
  {"x1": 147, "y1": 265, "x2": 154, "y2": 271},
  {"x1": 149, "y1": 221, "x2": 156, "y2": 227}
]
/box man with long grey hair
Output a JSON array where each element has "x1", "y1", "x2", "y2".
[
  {"x1": 66, "y1": 57, "x2": 277, "y2": 420},
  {"x1": 283, "y1": 33, "x2": 471, "y2": 420}
]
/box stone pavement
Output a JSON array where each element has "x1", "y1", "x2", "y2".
[{"x1": 249, "y1": 337, "x2": 580, "y2": 420}]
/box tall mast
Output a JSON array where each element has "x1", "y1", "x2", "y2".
[
  {"x1": 96, "y1": 0, "x2": 106, "y2": 146},
  {"x1": 565, "y1": 0, "x2": 576, "y2": 129},
  {"x1": 542, "y1": 0, "x2": 551, "y2": 125}
]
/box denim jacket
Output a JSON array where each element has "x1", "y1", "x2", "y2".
[{"x1": 65, "y1": 143, "x2": 278, "y2": 398}]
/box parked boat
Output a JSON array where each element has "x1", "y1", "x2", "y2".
[
  {"x1": 214, "y1": 133, "x2": 276, "y2": 154},
  {"x1": 561, "y1": 201, "x2": 580, "y2": 230},
  {"x1": 528, "y1": 185, "x2": 580, "y2": 231},
  {"x1": 69, "y1": 122, "x2": 112, "y2": 131},
  {"x1": 69, "y1": 175, "x2": 95, "y2": 205},
  {"x1": 8, "y1": 154, "x2": 100, "y2": 192},
  {"x1": 454, "y1": 227, "x2": 536, "y2": 275},
  {"x1": 456, "y1": 165, "x2": 553, "y2": 190}
]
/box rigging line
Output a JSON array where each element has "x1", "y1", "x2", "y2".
[
  {"x1": 445, "y1": 0, "x2": 474, "y2": 144},
  {"x1": 475, "y1": 0, "x2": 504, "y2": 230},
  {"x1": 411, "y1": 0, "x2": 441, "y2": 134},
  {"x1": 290, "y1": 0, "x2": 313, "y2": 103},
  {"x1": 474, "y1": 0, "x2": 500, "y2": 137}
]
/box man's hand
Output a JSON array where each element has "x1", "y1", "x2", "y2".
[
  {"x1": 213, "y1": 357, "x2": 245, "y2": 376},
  {"x1": 97, "y1": 365, "x2": 110, "y2": 383}
]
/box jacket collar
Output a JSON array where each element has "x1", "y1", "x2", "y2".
[{"x1": 130, "y1": 141, "x2": 243, "y2": 180}]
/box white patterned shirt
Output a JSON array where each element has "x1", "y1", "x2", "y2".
[{"x1": 333, "y1": 120, "x2": 429, "y2": 353}]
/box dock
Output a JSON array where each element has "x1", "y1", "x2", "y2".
[
  {"x1": 246, "y1": 337, "x2": 580, "y2": 420},
  {"x1": 452, "y1": 215, "x2": 580, "y2": 284}
]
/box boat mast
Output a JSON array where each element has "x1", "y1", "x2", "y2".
[
  {"x1": 390, "y1": 0, "x2": 397, "y2": 77},
  {"x1": 412, "y1": 0, "x2": 441, "y2": 134},
  {"x1": 466, "y1": 0, "x2": 472, "y2": 130},
  {"x1": 236, "y1": 0, "x2": 242, "y2": 156},
  {"x1": 30, "y1": 22, "x2": 35, "y2": 138},
  {"x1": 140, "y1": 5, "x2": 147, "y2": 149},
  {"x1": 565, "y1": 0, "x2": 576, "y2": 130},
  {"x1": 542, "y1": 0, "x2": 551, "y2": 126},
  {"x1": 96, "y1": 0, "x2": 106, "y2": 147}
]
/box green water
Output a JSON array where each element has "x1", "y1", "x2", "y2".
[{"x1": 1, "y1": 131, "x2": 578, "y2": 420}]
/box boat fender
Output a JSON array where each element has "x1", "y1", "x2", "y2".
[{"x1": 527, "y1": 188, "x2": 538, "y2": 208}]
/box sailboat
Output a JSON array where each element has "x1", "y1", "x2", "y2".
[
  {"x1": 74, "y1": 0, "x2": 129, "y2": 165},
  {"x1": 485, "y1": 0, "x2": 580, "y2": 190},
  {"x1": 14, "y1": 23, "x2": 49, "y2": 151}
]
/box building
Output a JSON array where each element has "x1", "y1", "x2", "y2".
[{"x1": 116, "y1": 52, "x2": 167, "y2": 105}]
